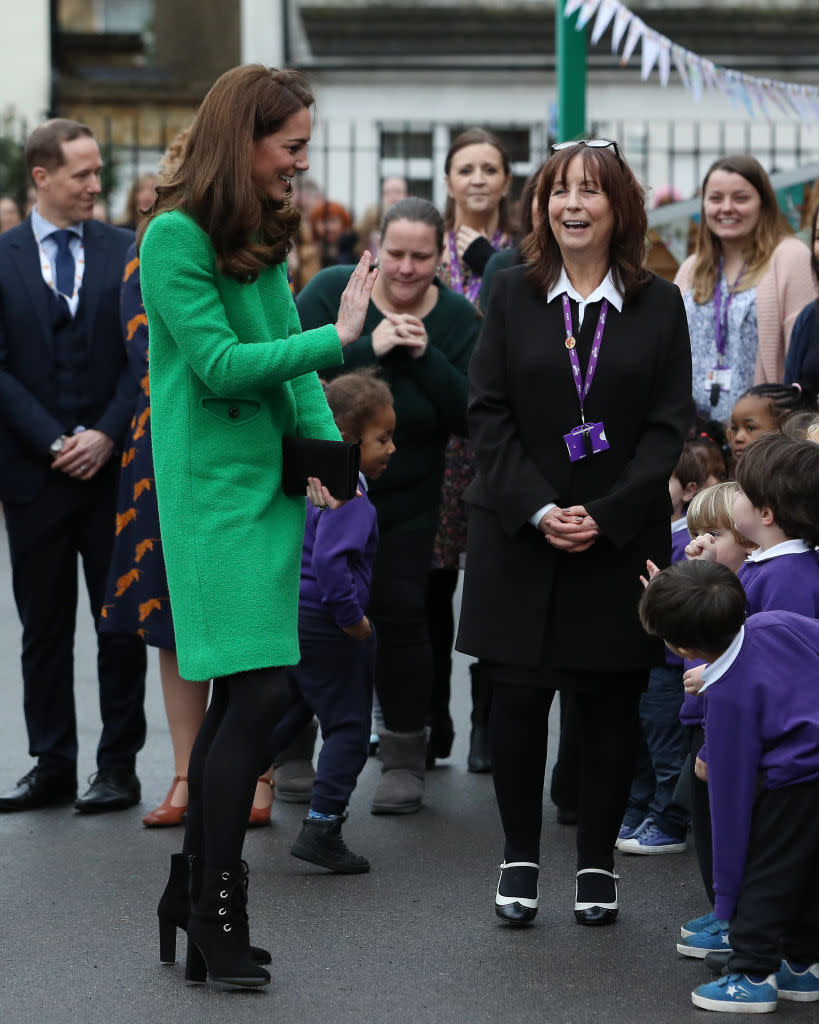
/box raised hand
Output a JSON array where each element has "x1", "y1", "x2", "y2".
[{"x1": 334, "y1": 251, "x2": 378, "y2": 347}]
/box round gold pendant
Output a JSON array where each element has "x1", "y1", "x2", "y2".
[{"x1": 565, "y1": 336, "x2": 576, "y2": 350}]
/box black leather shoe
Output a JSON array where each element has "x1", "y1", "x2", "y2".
[
  {"x1": 495, "y1": 861, "x2": 539, "y2": 926},
  {"x1": 0, "y1": 767, "x2": 77, "y2": 811},
  {"x1": 75, "y1": 770, "x2": 141, "y2": 813},
  {"x1": 574, "y1": 868, "x2": 618, "y2": 926}
]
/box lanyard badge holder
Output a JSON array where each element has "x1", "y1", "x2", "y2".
[
  {"x1": 561, "y1": 294, "x2": 611, "y2": 463},
  {"x1": 707, "y1": 261, "x2": 746, "y2": 407}
]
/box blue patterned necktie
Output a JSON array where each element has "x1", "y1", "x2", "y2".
[{"x1": 51, "y1": 229, "x2": 76, "y2": 299}]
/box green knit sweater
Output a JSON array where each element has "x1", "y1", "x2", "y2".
[{"x1": 296, "y1": 266, "x2": 481, "y2": 534}]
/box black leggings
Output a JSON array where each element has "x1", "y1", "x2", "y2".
[
  {"x1": 490, "y1": 683, "x2": 642, "y2": 869},
  {"x1": 182, "y1": 667, "x2": 294, "y2": 866},
  {"x1": 369, "y1": 528, "x2": 435, "y2": 732}
]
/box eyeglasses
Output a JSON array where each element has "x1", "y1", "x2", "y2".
[{"x1": 550, "y1": 139, "x2": 624, "y2": 168}]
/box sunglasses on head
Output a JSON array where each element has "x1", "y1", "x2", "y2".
[{"x1": 550, "y1": 139, "x2": 624, "y2": 168}]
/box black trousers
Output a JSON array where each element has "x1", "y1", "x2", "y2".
[
  {"x1": 368, "y1": 527, "x2": 435, "y2": 732},
  {"x1": 489, "y1": 679, "x2": 643, "y2": 869},
  {"x1": 3, "y1": 466, "x2": 146, "y2": 776},
  {"x1": 728, "y1": 778, "x2": 819, "y2": 975},
  {"x1": 687, "y1": 725, "x2": 715, "y2": 906}
]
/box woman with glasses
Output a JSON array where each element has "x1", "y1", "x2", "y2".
[
  {"x1": 457, "y1": 139, "x2": 692, "y2": 927},
  {"x1": 674, "y1": 155, "x2": 814, "y2": 424}
]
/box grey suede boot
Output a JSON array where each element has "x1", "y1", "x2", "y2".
[
  {"x1": 370, "y1": 729, "x2": 427, "y2": 815},
  {"x1": 273, "y1": 719, "x2": 317, "y2": 803}
]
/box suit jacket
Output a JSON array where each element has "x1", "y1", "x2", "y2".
[
  {"x1": 0, "y1": 218, "x2": 137, "y2": 504},
  {"x1": 456, "y1": 266, "x2": 693, "y2": 673}
]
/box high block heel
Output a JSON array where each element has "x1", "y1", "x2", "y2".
[
  {"x1": 157, "y1": 853, "x2": 271, "y2": 966},
  {"x1": 495, "y1": 861, "x2": 539, "y2": 926},
  {"x1": 185, "y1": 937, "x2": 207, "y2": 984},
  {"x1": 574, "y1": 868, "x2": 618, "y2": 926},
  {"x1": 186, "y1": 865, "x2": 270, "y2": 989}
]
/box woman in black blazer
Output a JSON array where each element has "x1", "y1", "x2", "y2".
[{"x1": 457, "y1": 140, "x2": 692, "y2": 927}]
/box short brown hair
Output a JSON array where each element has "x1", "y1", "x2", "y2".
[
  {"x1": 735, "y1": 433, "x2": 819, "y2": 546},
  {"x1": 639, "y1": 560, "x2": 747, "y2": 655},
  {"x1": 524, "y1": 144, "x2": 650, "y2": 301},
  {"x1": 140, "y1": 65, "x2": 314, "y2": 281},
  {"x1": 674, "y1": 440, "x2": 707, "y2": 492},
  {"x1": 323, "y1": 368, "x2": 393, "y2": 441},
  {"x1": 25, "y1": 119, "x2": 95, "y2": 178}
]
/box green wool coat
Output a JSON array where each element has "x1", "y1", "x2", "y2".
[{"x1": 140, "y1": 210, "x2": 343, "y2": 681}]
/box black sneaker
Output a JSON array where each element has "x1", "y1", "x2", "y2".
[{"x1": 290, "y1": 815, "x2": 370, "y2": 874}]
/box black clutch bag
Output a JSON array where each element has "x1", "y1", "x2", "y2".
[{"x1": 281, "y1": 436, "x2": 361, "y2": 500}]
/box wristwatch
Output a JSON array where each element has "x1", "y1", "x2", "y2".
[{"x1": 49, "y1": 435, "x2": 68, "y2": 458}]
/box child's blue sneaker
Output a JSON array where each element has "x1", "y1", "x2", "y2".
[
  {"x1": 776, "y1": 960, "x2": 819, "y2": 1002},
  {"x1": 691, "y1": 973, "x2": 777, "y2": 1013},
  {"x1": 681, "y1": 908, "x2": 717, "y2": 938},
  {"x1": 618, "y1": 820, "x2": 687, "y2": 855},
  {"x1": 676, "y1": 919, "x2": 732, "y2": 959},
  {"x1": 615, "y1": 817, "x2": 648, "y2": 849}
]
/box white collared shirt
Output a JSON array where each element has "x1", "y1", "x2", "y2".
[
  {"x1": 546, "y1": 266, "x2": 624, "y2": 329},
  {"x1": 530, "y1": 266, "x2": 624, "y2": 528},
  {"x1": 31, "y1": 206, "x2": 85, "y2": 317},
  {"x1": 671, "y1": 516, "x2": 690, "y2": 536},
  {"x1": 745, "y1": 539, "x2": 813, "y2": 563},
  {"x1": 699, "y1": 626, "x2": 745, "y2": 693}
]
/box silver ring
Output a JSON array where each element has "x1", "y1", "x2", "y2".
[
  {"x1": 315, "y1": 505, "x2": 327, "y2": 512},
  {"x1": 80, "y1": 464, "x2": 88, "y2": 473}
]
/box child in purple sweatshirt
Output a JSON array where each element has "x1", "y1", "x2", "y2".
[
  {"x1": 640, "y1": 560, "x2": 819, "y2": 1013},
  {"x1": 273, "y1": 369, "x2": 395, "y2": 874}
]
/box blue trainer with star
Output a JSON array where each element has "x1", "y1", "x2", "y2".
[
  {"x1": 691, "y1": 973, "x2": 777, "y2": 1013},
  {"x1": 681, "y1": 908, "x2": 717, "y2": 938},
  {"x1": 776, "y1": 960, "x2": 819, "y2": 1002},
  {"x1": 676, "y1": 919, "x2": 731, "y2": 958}
]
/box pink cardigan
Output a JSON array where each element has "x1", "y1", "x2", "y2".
[{"x1": 674, "y1": 237, "x2": 816, "y2": 385}]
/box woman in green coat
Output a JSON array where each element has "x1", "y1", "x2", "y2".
[{"x1": 139, "y1": 65, "x2": 376, "y2": 990}]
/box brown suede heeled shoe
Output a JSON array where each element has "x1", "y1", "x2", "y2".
[
  {"x1": 247, "y1": 776, "x2": 275, "y2": 828},
  {"x1": 142, "y1": 776, "x2": 187, "y2": 828}
]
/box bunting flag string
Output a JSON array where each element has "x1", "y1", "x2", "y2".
[{"x1": 563, "y1": 0, "x2": 819, "y2": 126}]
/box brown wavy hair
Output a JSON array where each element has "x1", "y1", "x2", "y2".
[
  {"x1": 138, "y1": 65, "x2": 314, "y2": 282},
  {"x1": 523, "y1": 143, "x2": 650, "y2": 301},
  {"x1": 689, "y1": 155, "x2": 792, "y2": 304},
  {"x1": 443, "y1": 128, "x2": 515, "y2": 234}
]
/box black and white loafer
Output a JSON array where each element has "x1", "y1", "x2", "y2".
[
  {"x1": 495, "y1": 861, "x2": 539, "y2": 927},
  {"x1": 574, "y1": 868, "x2": 618, "y2": 926}
]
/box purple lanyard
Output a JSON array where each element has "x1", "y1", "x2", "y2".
[
  {"x1": 446, "y1": 229, "x2": 503, "y2": 305},
  {"x1": 713, "y1": 260, "x2": 748, "y2": 363},
  {"x1": 561, "y1": 293, "x2": 609, "y2": 423}
]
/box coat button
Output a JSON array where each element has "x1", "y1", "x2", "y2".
[{"x1": 228, "y1": 406, "x2": 240, "y2": 419}]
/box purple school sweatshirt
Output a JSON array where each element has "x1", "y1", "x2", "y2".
[
  {"x1": 299, "y1": 475, "x2": 379, "y2": 629},
  {"x1": 664, "y1": 517, "x2": 691, "y2": 668},
  {"x1": 738, "y1": 544, "x2": 819, "y2": 617},
  {"x1": 702, "y1": 611, "x2": 819, "y2": 920}
]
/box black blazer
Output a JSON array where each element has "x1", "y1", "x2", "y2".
[
  {"x1": 456, "y1": 266, "x2": 693, "y2": 673},
  {"x1": 0, "y1": 218, "x2": 137, "y2": 504}
]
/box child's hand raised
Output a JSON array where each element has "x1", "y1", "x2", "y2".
[
  {"x1": 686, "y1": 533, "x2": 718, "y2": 561},
  {"x1": 639, "y1": 559, "x2": 661, "y2": 589},
  {"x1": 683, "y1": 664, "x2": 706, "y2": 695}
]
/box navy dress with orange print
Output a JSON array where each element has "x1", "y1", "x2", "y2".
[{"x1": 100, "y1": 243, "x2": 175, "y2": 650}]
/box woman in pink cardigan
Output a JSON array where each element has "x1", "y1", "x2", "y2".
[{"x1": 674, "y1": 155, "x2": 816, "y2": 423}]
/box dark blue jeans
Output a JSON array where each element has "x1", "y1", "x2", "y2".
[
  {"x1": 265, "y1": 608, "x2": 375, "y2": 817},
  {"x1": 623, "y1": 664, "x2": 688, "y2": 838}
]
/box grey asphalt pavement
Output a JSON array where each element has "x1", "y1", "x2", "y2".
[{"x1": 0, "y1": 514, "x2": 785, "y2": 1023}]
